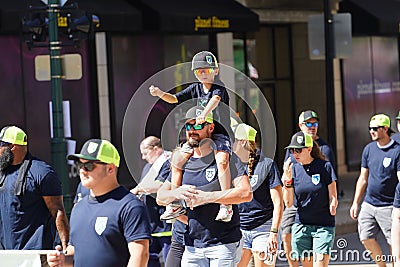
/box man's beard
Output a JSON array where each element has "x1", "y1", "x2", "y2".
[
  {"x1": 0, "y1": 147, "x2": 14, "y2": 172},
  {"x1": 188, "y1": 139, "x2": 200, "y2": 148}
]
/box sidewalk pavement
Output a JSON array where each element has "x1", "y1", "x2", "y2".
[{"x1": 336, "y1": 171, "x2": 359, "y2": 235}]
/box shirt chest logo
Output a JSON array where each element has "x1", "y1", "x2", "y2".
[
  {"x1": 95, "y1": 217, "x2": 108, "y2": 235},
  {"x1": 250, "y1": 175, "x2": 258, "y2": 187},
  {"x1": 206, "y1": 168, "x2": 216, "y2": 182},
  {"x1": 383, "y1": 157, "x2": 391, "y2": 168},
  {"x1": 311, "y1": 174, "x2": 320, "y2": 185}
]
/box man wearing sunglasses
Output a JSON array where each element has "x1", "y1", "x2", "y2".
[
  {"x1": 0, "y1": 126, "x2": 69, "y2": 266},
  {"x1": 281, "y1": 110, "x2": 336, "y2": 267},
  {"x1": 150, "y1": 51, "x2": 234, "y2": 222},
  {"x1": 350, "y1": 114, "x2": 400, "y2": 267},
  {"x1": 47, "y1": 139, "x2": 152, "y2": 267},
  {"x1": 157, "y1": 106, "x2": 252, "y2": 266}
]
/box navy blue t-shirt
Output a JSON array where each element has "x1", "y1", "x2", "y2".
[
  {"x1": 361, "y1": 140, "x2": 400, "y2": 206},
  {"x1": 0, "y1": 156, "x2": 62, "y2": 249},
  {"x1": 181, "y1": 152, "x2": 246, "y2": 248},
  {"x1": 70, "y1": 186, "x2": 151, "y2": 267},
  {"x1": 239, "y1": 154, "x2": 282, "y2": 230},
  {"x1": 394, "y1": 183, "x2": 400, "y2": 208},
  {"x1": 143, "y1": 160, "x2": 172, "y2": 234},
  {"x1": 292, "y1": 158, "x2": 337, "y2": 227},
  {"x1": 392, "y1": 133, "x2": 400, "y2": 144},
  {"x1": 175, "y1": 81, "x2": 232, "y2": 137}
]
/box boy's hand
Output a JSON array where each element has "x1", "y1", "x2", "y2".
[
  {"x1": 149, "y1": 85, "x2": 161, "y2": 97},
  {"x1": 196, "y1": 115, "x2": 205, "y2": 125}
]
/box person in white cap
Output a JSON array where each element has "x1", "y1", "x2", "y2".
[
  {"x1": 47, "y1": 139, "x2": 152, "y2": 267},
  {"x1": 0, "y1": 126, "x2": 69, "y2": 266},
  {"x1": 350, "y1": 114, "x2": 400, "y2": 267}
]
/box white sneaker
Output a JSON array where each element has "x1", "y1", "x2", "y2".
[
  {"x1": 215, "y1": 204, "x2": 233, "y2": 222},
  {"x1": 160, "y1": 203, "x2": 186, "y2": 221}
]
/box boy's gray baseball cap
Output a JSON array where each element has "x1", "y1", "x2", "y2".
[
  {"x1": 191, "y1": 51, "x2": 219, "y2": 70},
  {"x1": 67, "y1": 139, "x2": 120, "y2": 167}
]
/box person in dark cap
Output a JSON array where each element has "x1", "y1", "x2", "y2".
[
  {"x1": 392, "y1": 111, "x2": 400, "y2": 143},
  {"x1": 47, "y1": 139, "x2": 151, "y2": 267},
  {"x1": 149, "y1": 52, "x2": 234, "y2": 222},
  {"x1": 282, "y1": 131, "x2": 338, "y2": 267},
  {"x1": 0, "y1": 126, "x2": 69, "y2": 266},
  {"x1": 350, "y1": 114, "x2": 400, "y2": 267},
  {"x1": 281, "y1": 110, "x2": 336, "y2": 267}
]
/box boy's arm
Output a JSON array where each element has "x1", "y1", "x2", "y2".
[
  {"x1": 197, "y1": 95, "x2": 220, "y2": 124},
  {"x1": 149, "y1": 85, "x2": 178, "y2": 103}
]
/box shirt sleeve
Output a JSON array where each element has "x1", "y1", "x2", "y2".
[
  {"x1": 361, "y1": 144, "x2": 369, "y2": 169},
  {"x1": 156, "y1": 160, "x2": 171, "y2": 183},
  {"x1": 175, "y1": 84, "x2": 197, "y2": 104},
  {"x1": 38, "y1": 167, "x2": 63, "y2": 196},
  {"x1": 324, "y1": 161, "x2": 337, "y2": 183},
  {"x1": 268, "y1": 161, "x2": 283, "y2": 189},
  {"x1": 121, "y1": 199, "x2": 152, "y2": 243}
]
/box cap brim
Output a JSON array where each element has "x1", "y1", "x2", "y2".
[{"x1": 67, "y1": 154, "x2": 98, "y2": 161}]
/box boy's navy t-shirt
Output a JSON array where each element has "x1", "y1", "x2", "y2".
[
  {"x1": 292, "y1": 158, "x2": 336, "y2": 227},
  {"x1": 175, "y1": 81, "x2": 231, "y2": 137},
  {"x1": 361, "y1": 140, "x2": 400, "y2": 206}
]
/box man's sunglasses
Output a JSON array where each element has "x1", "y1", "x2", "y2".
[
  {"x1": 303, "y1": 122, "x2": 319, "y2": 128},
  {"x1": 0, "y1": 141, "x2": 11, "y2": 147},
  {"x1": 368, "y1": 126, "x2": 384, "y2": 132},
  {"x1": 194, "y1": 68, "x2": 214, "y2": 75},
  {"x1": 75, "y1": 161, "x2": 107, "y2": 172},
  {"x1": 289, "y1": 148, "x2": 303, "y2": 154},
  {"x1": 185, "y1": 122, "x2": 209, "y2": 131}
]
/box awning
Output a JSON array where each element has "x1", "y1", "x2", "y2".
[
  {"x1": 0, "y1": 0, "x2": 142, "y2": 34},
  {"x1": 70, "y1": 0, "x2": 142, "y2": 33},
  {"x1": 339, "y1": 0, "x2": 400, "y2": 35},
  {"x1": 129, "y1": 0, "x2": 259, "y2": 33}
]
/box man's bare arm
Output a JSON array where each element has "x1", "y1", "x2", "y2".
[{"x1": 43, "y1": 195, "x2": 70, "y2": 250}]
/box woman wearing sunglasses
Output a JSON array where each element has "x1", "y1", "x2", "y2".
[
  {"x1": 232, "y1": 123, "x2": 284, "y2": 267},
  {"x1": 282, "y1": 131, "x2": 338, "y2": 267}
]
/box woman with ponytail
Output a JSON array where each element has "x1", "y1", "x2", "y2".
[{"x1": 233, "y1": 123, "x2": 284, "y2": 267}]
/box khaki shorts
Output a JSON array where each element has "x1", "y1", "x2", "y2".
[{"x1": 358, "y1": 202, "x2": 393, "y2": 244}]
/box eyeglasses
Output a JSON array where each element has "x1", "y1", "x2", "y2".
[
  {"x1": 289, "y1": 148, "x2": 304, "y2": 154},
  {"x1": 369, "y1": 126, "x2": 384, "y2": 132},
  {"x1": 0, "y1": 141, "x2": 11, "y2": 147},
  {"x1": 75, "y1": 161, "x2": 107, "y2": 172},
  {"x1": 185, "y1": 122, "x2": 209, "y2": 131},
  {"x1": 304, "y1": 122, "x2": 319, "y2": 128},
  {"x1": 194, "y1": 68, "x2": 214, "y2": 75}
]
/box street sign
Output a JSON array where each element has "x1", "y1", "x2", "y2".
[{"x1": 41, "y1": 0, "x2": 67, "y2": 6}]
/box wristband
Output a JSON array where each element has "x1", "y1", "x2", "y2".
[
  {"x1": 284, "y1": 184, "x2": 293, "y2": 188},
  {"x1": 270, "y1": 228, "x2": 278, "y2": 233}
]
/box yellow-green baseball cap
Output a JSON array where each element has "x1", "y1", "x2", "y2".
[
  {"x1": 234, "y1": 123, "x2": 257, "y2": 142},
  {"x1": 285, "y1": 131, "x2": 313, "y2": 149},
  {"x1": 0, "y1": 126, "x2": 27, "y2": 145},
  {"x1": 67, "y1": 139, "x2": 120, "y2": 167},
  {"x1": 369, "y1": 114, "x2": 391, "y2": 127}
]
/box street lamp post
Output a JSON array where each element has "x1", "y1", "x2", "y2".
[{"x1": 47, "y1": 0, "x2": 72, "y2": 215}]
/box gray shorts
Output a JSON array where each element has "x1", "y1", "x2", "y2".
[
  {"x1": 280, "y1": 206, "x2": 297, "y2": 235},
  {"x1": 358, "y1": 202, "x2": 393, "y2": 244}
]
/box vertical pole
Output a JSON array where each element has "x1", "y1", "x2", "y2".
[
  {"x1": 324, "y1": 0, "x2": 337, "y2": 165},
  {"x1": 47, "y1": 0, "x2": 72, "y2": 216}
]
